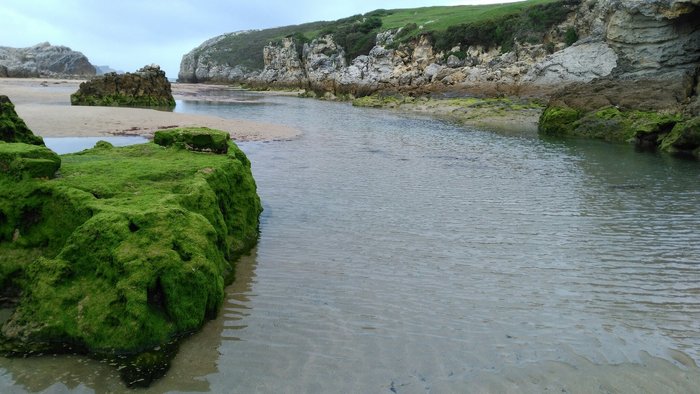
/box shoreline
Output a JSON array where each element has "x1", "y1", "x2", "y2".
[{"x1": 0, "y1": 78, "x2": 301, "y2": 141}]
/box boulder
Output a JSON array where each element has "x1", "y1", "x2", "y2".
[{"x1": 71, "y1": 65, "x2": 176, "y2": 108}]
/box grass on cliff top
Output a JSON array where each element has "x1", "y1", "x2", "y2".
[
  {"x1": 188, "y1": 0, "x2": 562, "y2": 72},
  {"x1": 380, "y1": 0, "x2": 558, "y2": 31}
]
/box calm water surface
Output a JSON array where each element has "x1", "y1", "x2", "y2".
[{"x1": 1, "y1": 93, "x2": 699, "y2": 393}]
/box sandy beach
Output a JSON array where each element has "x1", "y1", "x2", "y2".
[{"x1": 0, "y1": 78, "x2": 300, "y2": 141}]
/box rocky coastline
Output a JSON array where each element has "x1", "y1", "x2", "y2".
[{"x1": 179, "y1": 0, "x2": 700, "y2": 158}]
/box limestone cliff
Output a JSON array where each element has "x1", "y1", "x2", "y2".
[
  {"x1": 539, "y1": 0, "x2": 700, "y2": 157},
  {"x1": 0, "y1": 42, "x2": 96, "y2": 78},
  {"x1": 179, "y1": 0, "x2": 700, "y2": 155}
]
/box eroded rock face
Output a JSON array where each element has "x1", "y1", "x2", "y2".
[
  {"x1": 0, "y1": 42, "x2": 95, "y2": 78},
  {"x1": 71, "y1": 65, "x2": 176, "y2": 107},
  {"x1": 539, "y1": 0, "x2": 700, "y2": 157}
]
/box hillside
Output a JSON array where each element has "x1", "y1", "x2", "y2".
[{"x1": 179, "y1": 0, "x2": 567, "y2": 80}]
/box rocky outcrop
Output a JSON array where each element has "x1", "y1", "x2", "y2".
[
  {"x1": 539, "y1": 0, "x2": 700, "y2": 157},
  {"x1": 1, "y1": 122, "x2": 262, "y2": 386},
  {"x1": 178, "y1": 31, "x2": 257, "y2": 83},
  {"x1": 71, "y1": 65, "x2": 176, "y2": 107},
  {"x1": 0, "y1": 42, "x2": 95, "y2": 78}
]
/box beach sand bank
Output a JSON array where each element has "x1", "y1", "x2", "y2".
[{"x1": 0, "y1": 78, "x2": 300, "y2": 141}]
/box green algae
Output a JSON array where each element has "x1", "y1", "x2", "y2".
[
  {"x1": 659, "y1": 117, "x2": 700, "y2": 158},
  {"x1": 0, "y1": 130, "x2": 262, "y2": 386},
  {"x1": 154, "y1": 127, "x2": 231, "y2": 154},
  {"x1": 0, "y1": 95, "x2": 44, "y2": 146},
  {"x1": 539, "y1": 105, "x2": 683, "y2": 145},
  {"x1": 0, "y1": 142, "x2": 61, "y2": 179},
  {"x1": 538, "y1": 106, "x2": 582, "y2": 136}
]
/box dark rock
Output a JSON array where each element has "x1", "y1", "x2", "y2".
[{"x1": 71, "y1": 65, "x2": 176, "y2": 108}]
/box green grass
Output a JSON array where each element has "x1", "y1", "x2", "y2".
[{"x1": 380, "y1": 0, "x2": 558, "y2": 31}]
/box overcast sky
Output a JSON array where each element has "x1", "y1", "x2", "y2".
[{"x1": 1, "y1": 0, "x2": 522, "y2": 78}]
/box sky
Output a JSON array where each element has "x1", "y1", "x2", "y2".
[{"x1": 1, "y1": 0, "x2": 523, "y2": 78}]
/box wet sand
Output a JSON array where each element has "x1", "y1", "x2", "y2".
[{"x1": 0, "y1": 78, "x2": 300, "y2": 141}]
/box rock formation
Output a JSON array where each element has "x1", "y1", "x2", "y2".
[
  {"x1": 0, "y1": 111, "x2": 262, "y2": 386},
  {"x1": 0, "y1": 42, "x2": 96, "y2": 78},
  {"x1": 539, "y1": 0, "x2": 700, "y2": 157},
  {"x1": 179, "y1": 0, "x2": 700, "y2": 156},
  {"x1": 71, "y1": 65, "x2": 176, "y2": 107}
]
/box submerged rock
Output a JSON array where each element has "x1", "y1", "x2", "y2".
[
  {"x1": 0, "y1": 123, "x2": 262, "y2": 386},
  {"x1": 71, "y1": 65, "x2": 176, "y2": 108}
]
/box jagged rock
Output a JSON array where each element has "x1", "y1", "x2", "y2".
[
  {"x1": 71, "y1": 65, "x2": 176, "y2": 108},
  {"x1": 0, "y1": 42, "x2": 95, "y2": 78}
]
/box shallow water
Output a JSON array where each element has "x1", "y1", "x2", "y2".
[
  {"x1": 2, "y1": 93, "x2": 700, "y2": 393},
  {"x1": 44, "y1": 136, "x2": 150, "y2": 154}
]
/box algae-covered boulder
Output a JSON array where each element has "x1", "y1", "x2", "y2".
[
  {"x1": 70, "y1": 65, "x2": 176, "y2": 108},
  {"x1": 0, "y1": 128, "x2": 261, "y2": 386},
  {"x1": 155, "y1": 127, "x2": 230, "y2": 153},
  {"x1": 659, "y1": 116, "x2": 700, "y2": 158},
  {"x1": 0, "y1": 141, "x2": 61, "y2": 179},
  {"x1": 0, "y1": 95, "x2": 44, "y2": 146}
]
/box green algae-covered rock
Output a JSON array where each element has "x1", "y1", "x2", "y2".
[
  {"x1": 660, "y1": 116, "x2": 700, "y2": 158},
  {"x1": 0, "y1": 131, "x2": 261, "y2": 386},
  {"x1": 0, "y1": 95, "x2": 44, "y2": 146},
  {"x1": 154, "y1": 127, "x2": 230, "y2": 153},
  {"x1": 70, "y1": 65, "x2": 176, "y2": 108},
  {"x1": 0, "y1": 141, "x2": 61, "y2": 179},
  {"x1": 539, "y1": 104, "x2": 683, "y2": 144}
]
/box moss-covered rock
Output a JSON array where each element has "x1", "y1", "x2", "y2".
[
  {"x1": 0, "y1": 141, "x2": 61, "y2": 179},
  {"x1": 154, "y1": 127, "x2": 230, "y2": 153},
  {"x1": 538, "y1": 106, "x2": 582, "y2": 136},
  {"x1": 539, "y1": 104, "x2": 683, "y2": 146},
  {"x1": 70, "y1": 65, "x2": 176, "y2": 108},
  {"x1": 660, "y1": 116, "x2": 700, "y2": 158},
  {"x1": 0, "y1": 95, "x2": 44, "y2": 146},
  {"x1": 0, "y1": 129, "x2": 261, "y2": 386}
]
